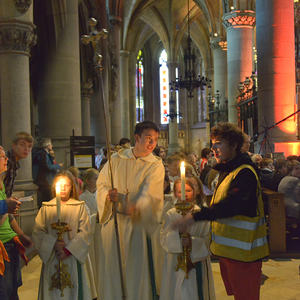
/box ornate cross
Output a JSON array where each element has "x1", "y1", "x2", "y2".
[{"x1": 81, "y1": 18, "x2": 108, "y2": 71}]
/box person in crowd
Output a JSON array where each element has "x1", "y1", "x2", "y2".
[
  {"x1": 98, "y1": 148, "x2": 108, "y2": 171},
  {"x1": 187, "y1": 153, "x2": 199, "y2": 175},
  {"x1": 97, "y1": 120, "x2": 164, "y2": 300},
  {"x1": 172, "y1": 122, "x2": 269, "y2": 300},
  {"x1": 278, "y1": 160, "x2": 300, "y2": 219},
  {"x1": 269, "y1": 159, "x2": 289, "y2": 191},
  {"x1": 160, "y1": 178, "x2": 215, "y2": 300},
  {"x1": 0, "y1": 145, "x2": 32, "y2": 299},
  {"x1": 33, "y1": 138, "x2": 63, "y2": 207},
  {"x1": 241, "y1": 132, "x2": 251, "y2": 155},
  {"x1": 259, "y1": 158, "x2": 275, "y2": 189},
  {"x1": 4, "y1": 132, "x2": 34, "y2": 198},
  {"x1": 119, "y1": 138, "x2": 131, "y2": 149},
  {"x1": 32, "y1": 171, "x2": 91, "y2": 300},
  {"x1": 80, "y1": 168, "x2": 101, "y2": 300},
  {"x1": 68, "y1": 166, "x2": 83, "y2": 195},
  {"x1": 166, "y1": 155, "x2": 181, "y2": 191},
  {"x1": 95, "y1": 147, "x2": 103, "y2": 170},
  {"x1": 199, "y1": 148, "x2": 211, "y2": 173}
]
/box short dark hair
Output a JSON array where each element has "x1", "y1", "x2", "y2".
[
  {"x1": 119, "y1": 138, "x2": 130, "y2": 146},
  {"x1": 134, "y1": 121, "x2": 159, "y2": 136},
  {"x1": 210, "y1": 122, "x2": 244, "y2": 153}
]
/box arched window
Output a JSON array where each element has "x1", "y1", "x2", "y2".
[
  {"x1": 159, "y1": 49, "x2": 169, "y2": 124},
  {"x1": 136, "y1": 50, "x2": 144, "y2": 123}
]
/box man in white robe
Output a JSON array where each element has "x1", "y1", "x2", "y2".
[{"x1": 97, "y1": 121, "x2": 164, "y2": 300}]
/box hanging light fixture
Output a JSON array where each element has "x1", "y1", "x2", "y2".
[{"x1": 170, "y1": 0, "x2": 209, "y2": 98}]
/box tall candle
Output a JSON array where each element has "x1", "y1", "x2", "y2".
[
  {"x1": 55, "y1": 182, "x2": 61, "y2": 222},
  {"x1": 180, "y1": 161, "x2": 186, "y2": 201}
]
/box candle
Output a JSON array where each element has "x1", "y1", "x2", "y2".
[
  {"x1": 180, "y1": 161, "x2": 186, "y2": 201},
  {"x1": 55, "y1": 182, "x2": 61, "y2": 222}
]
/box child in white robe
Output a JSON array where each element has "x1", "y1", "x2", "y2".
[
  {"x1": 80, "y1": 168, "x2": 103, "y2": 300},
  {"x1": 32, "y1": 171, "x2": 92, "y2": 300},
  {"x1": 160, "y1": 178, "x2": 215, "y2": 300}
]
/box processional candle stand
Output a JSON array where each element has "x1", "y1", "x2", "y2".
[
  {"x1": 49, "y1": 181, "x2": 73, "y2": 297},
  {"x1": 175, "y1": 161, "x2": 195, "y2": 278}
]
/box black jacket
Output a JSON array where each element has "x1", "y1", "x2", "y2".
[{"x1": 193, "y1": 153, "x2": 259, "y2": 221}]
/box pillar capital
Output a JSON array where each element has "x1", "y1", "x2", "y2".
[
  {"x1": 14, "y1": 0, "x2": 32, "y2": 14},
  {"x1": 223, "y1": 10, "x2": 256, "y2": 30},
  {"x1": 0, "y1": 20, "x2": 36, "y2": 56},
  {"x1": 210, "y1": 36, "x2": 227, "y2": 51}
]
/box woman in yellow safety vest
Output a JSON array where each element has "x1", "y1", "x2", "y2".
[{"x1": 172, "y1": 122, "x2": 269, "y2": 300}]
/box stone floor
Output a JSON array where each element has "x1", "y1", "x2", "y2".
[{"x1": 18, "y1": 255, "x2": 300, "y2": 300}]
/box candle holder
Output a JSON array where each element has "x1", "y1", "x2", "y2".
[
  {"x1": 175, "y1": 201, "x2": 195, "y2": 278},
  {"x1": 49, "y1": 221, "x2": 73, "y2": 297}
]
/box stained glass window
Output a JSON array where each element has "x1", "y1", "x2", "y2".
[
  {"x1": 136, "y1": 50, "x2": 144, "y2": 123},
  {"x1": 159, "y1": 50, "x2": 169, "y2": 124}
]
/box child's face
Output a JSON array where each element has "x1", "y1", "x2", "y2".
[
  {"x1": 175, "y1": 182, "x2": 194, "y2": 203},
  {"x1": 56, "y1": 176, "x2": 72, "y2": 201},
  {"x1": 87, "y1": 175, "x2": 98, "y2": 193}
]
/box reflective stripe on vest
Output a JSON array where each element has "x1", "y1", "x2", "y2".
[
  {"x1": 211, "y1": 233, "x2": 268, "y2": 251},
  {"x1": 217, "y1": 217, "x2": 266, "y2": 231}
]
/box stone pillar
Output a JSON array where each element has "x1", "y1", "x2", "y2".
[
  {"x1": 109, "y1": 16, "x2": 122, "y2": 144},
  {"x1": 81, "y1": 81, "x2": 93, "y2": 136},
  {"x1": 223, "y1": 10, "x2": 255, "y2": 123},
  {"x1": 210, "y1": 37, "x2": 228, "y2": 107},
  {"x1": 167, "y1": 61, "x2": 180, "y2": 154},
  {"x1": 120, "y1": 50, "x2": 130, "y2": 138},
  {"x1": 38, "y1": 0, "x2": 82, "y2": 166},
  {"x1": 256, "y1": 0, "x2": 299, "y2": 155},
  {"x1": 0, "y1": 1, "x2": 36, "y2": 189}
]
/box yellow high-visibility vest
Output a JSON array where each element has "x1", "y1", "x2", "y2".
[{"x1": 210, "y1": 164, "x2": 269, "y2": 262}]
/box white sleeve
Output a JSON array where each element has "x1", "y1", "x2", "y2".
[
  {"x1": 32, "y1": 207, "x2": 57, "y2": 264},
  {"x1": 65, "y1": 204, "x2": 91, "y2": 264},
  {"x1": 160, "y1": 210, "x2": 182, "y2": 253},
  {"x1": 96, "y1": 161, "x2": 113, "y2": 224}
]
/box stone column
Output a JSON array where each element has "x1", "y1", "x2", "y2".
[
  {"x1": 120, "y1": 50, "x2": 130, "y2": 138},
  {"x1": 210, "y1": 37, "x2": 228, "y2": 107},
  {"x1": 38, "y1": 0, "x2": 82, "y2": 166},
  {"x1": 167, "y1": 61, "x2": 180, "y2": 154},
  {"x1": 256, "y1": 0, "x2": 299, "y2": 155},
  {"x1": 109, "y1": 16, "x2": 122, "y2": 144},
  {"x1": 0, "y1": 1, "x2": 36, "y2": 189},
  {"x1": 223, "y1": 10, "x2": 255, "y2": 123},
  {"x1": 81, "y1": 81, "x2": 93, "y2": 136}
]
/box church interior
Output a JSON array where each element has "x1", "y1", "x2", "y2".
[{"x1": 1, "y1": 0, "x2": 300, "y2": 299}]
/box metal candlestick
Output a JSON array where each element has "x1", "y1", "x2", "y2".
[
  {"x1": 49, "y1": 221, "x2": 73, "y2": 297},
  {"x1": 175, "y1": 201, "x2": 195, "y2": 278}
]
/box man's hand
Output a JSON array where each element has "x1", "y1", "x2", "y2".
[
  {"x1": 108, "y1": 188, "x2": 118, "y2": 203},
  {"x1": 171, "y1": 213, "x2": 195, "y2": 233},
  {"x1": 5, "y1": 197, "x2": 21, "y2": 214}
]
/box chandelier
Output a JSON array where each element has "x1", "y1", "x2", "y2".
[{"x1": 170, "y1": 0, "x2": 208, "y2": 98}]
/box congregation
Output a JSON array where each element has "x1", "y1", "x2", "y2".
[{"x1": 0, "y1": 121, "x2": 299, "y2": 300}]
